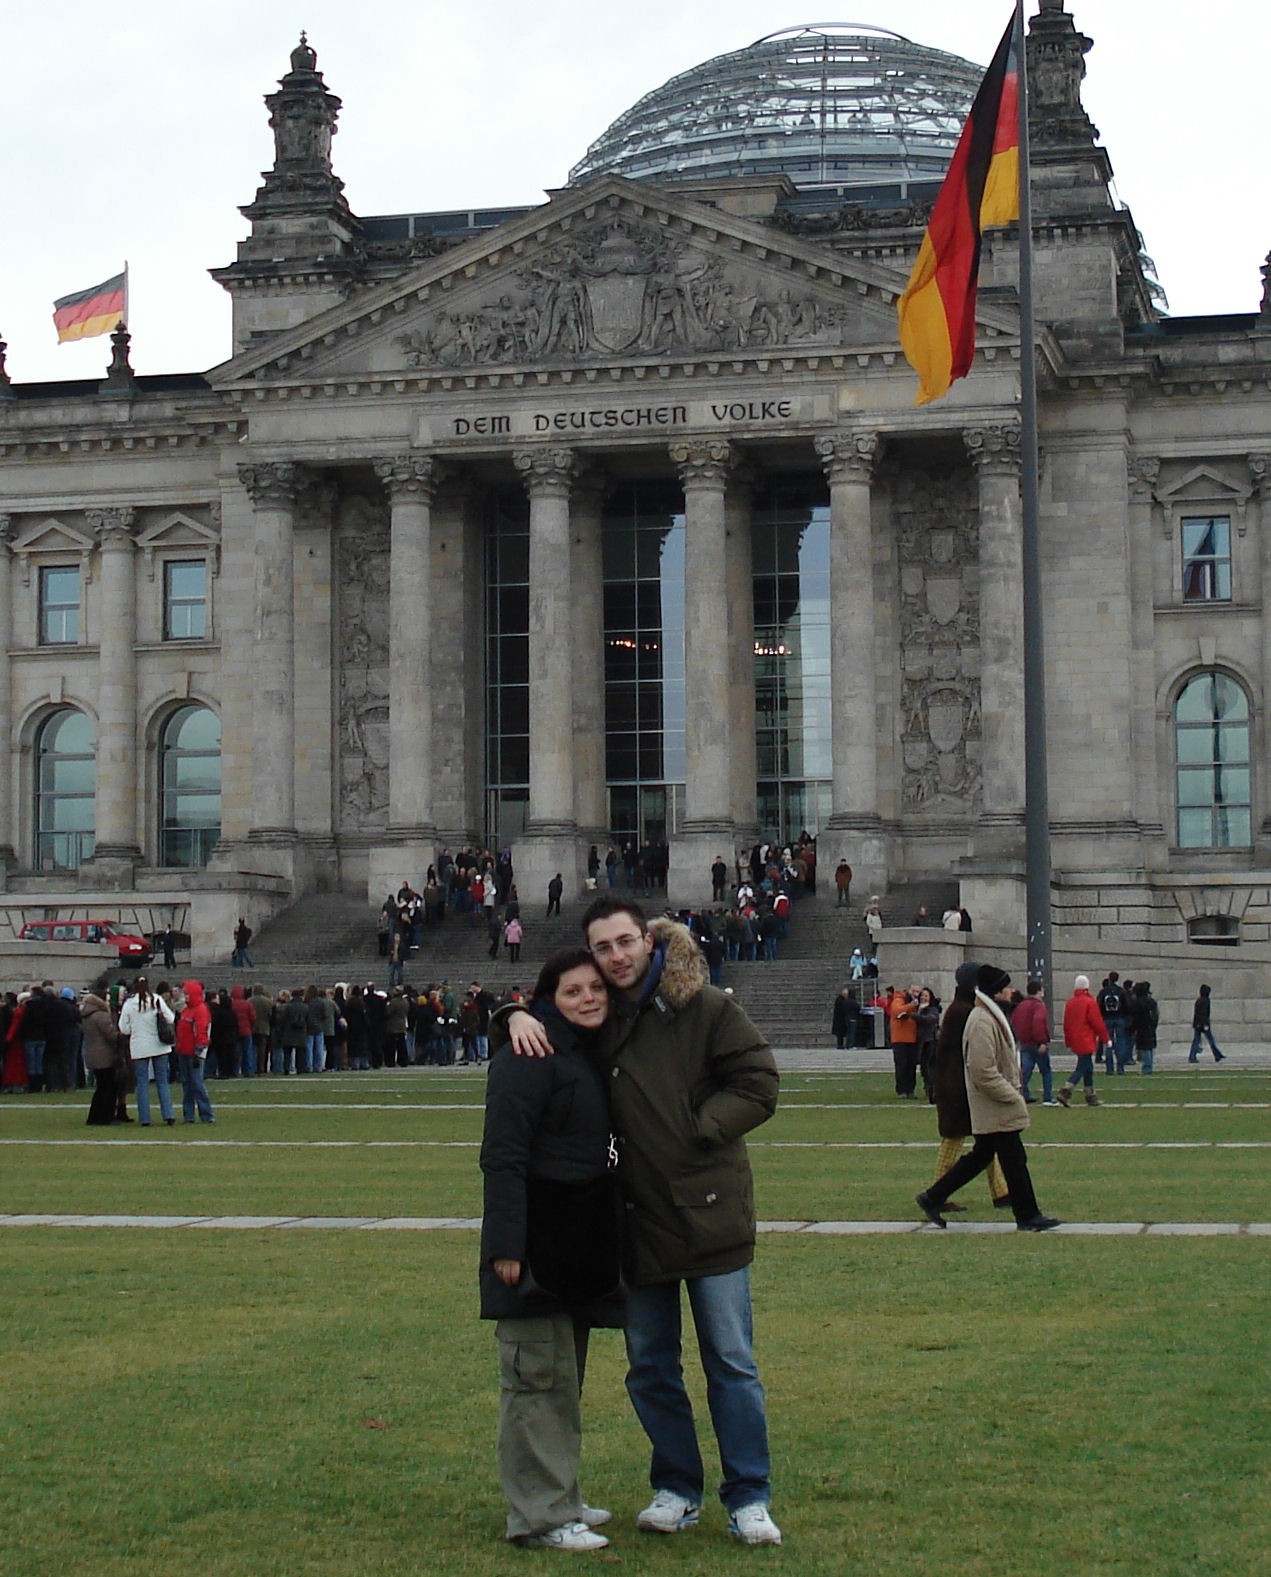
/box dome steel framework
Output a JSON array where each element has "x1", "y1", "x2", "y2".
[{"x1": 568, "y1": 24, "x2": 984, "y2": 193}]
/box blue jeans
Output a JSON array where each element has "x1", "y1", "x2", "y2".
[
  {"x1": 1189, "y1": 1028, "x2": 1223, "y2": 1061},
  {"x1": 624, "y1": 1267, "x2": 770, "y2": 1513},
  {"x1": 763, "y1": 937, "x2": 777, "y2": 962},
  {"x1": 239, "y1": 1035, "x2": 256, "y2": 1076},
  {"x1": 306, "y1": 1032, "x2": 325, "y2": 1073},
  {"x1": 1020, "y1": 1046, "x2": 1052, "y2": 1103},
  {"x1": 1106, "y1": 1019, "x2": 1131, "y2": 1073},
  {"x1": 23, "y1": 1040, "x2": 45, "y2": 1082},
  {"x1": 1065, "y1": 1053, "x2": 1096, "y2": 1089},
  {"x1": 133, "y1": 1056, "x2": 174, "y2": 1124},
  {"x1": 178, "y1": 1056, "x2": 214, "y2": 1122}
]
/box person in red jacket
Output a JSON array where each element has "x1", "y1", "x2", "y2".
[
  {"x1": 175, "y1": 980, "x2": 215, "y2": 1124},
  {"x1": 1057, "y1": 974, "x2": 1107, "y2": 1107},
  {"x1": 1012, "y1": 980, "x2": 1054, "y2": 1105}
]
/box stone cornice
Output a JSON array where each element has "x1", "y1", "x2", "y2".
[{"x1": 0, "y1": 418, "x2": 244, "y2": 461}]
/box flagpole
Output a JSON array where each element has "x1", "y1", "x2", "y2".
[
  {"x1": 1015, "y1": 0, "x2": 1052, "y2": 1004},
  {"x1": 123, "y1": 261, "x2": 130, "y2": 327}
]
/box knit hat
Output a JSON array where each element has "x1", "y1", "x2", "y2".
[
  {"x1": 1075, "y1": 973, "x2": 1090, "y2": 990},
  {"x1": 977, "y1": 964, "x2": 1011, "y2": 996},
  {"x1": 954, "y1": 961, "x2": 981, "y2": 992},
  {"x1": 60, "y1": 986, "x2": 76, "y2": 1000}
]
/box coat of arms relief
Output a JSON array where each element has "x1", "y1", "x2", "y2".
[
  {"x1": 395, "y1": 215, "x2": 846, "y2": 368},
  {"x1": 895, "y1": 471, "x2": 983, "y2": 812},
  {"x1": 336, "y1": 493, "x2": 391, "y2": 829}
]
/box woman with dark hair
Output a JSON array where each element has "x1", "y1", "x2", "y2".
[
  {"x1": 209, "y1": 989, "x2": 239, "y2": 1079},
  {"x1": 118, "y1": 976, "x2": 176, "y2": 1125},
  {"x1": 480, "y1": 947, "x2": 624, "y2": 1552}
]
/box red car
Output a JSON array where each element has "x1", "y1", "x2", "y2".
[{"x1": 19, "y1": 918, "x2": 153, "y2": 967}]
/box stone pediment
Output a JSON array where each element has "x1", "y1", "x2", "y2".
[
  {"x1": 210, "y1": 176, "x2": 1017, "y2": 387},
  {"x1": 13, "y1": 516, "x2": 95, "y2": 556}
]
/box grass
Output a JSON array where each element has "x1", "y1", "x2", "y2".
[{"x1": 1, "y1": 1068, "x2": 1269, "y2": 1574}]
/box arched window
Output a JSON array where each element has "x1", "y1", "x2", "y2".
[
  {"x1": 1175, "y1": 672, "x2": 1251, "y2": 848},
  {"x1": 159, "y1": 705, "x2": 221, "y2": 867},
  {"x1": 36, "y1": 709, "x2": 96, "y2": 870}
]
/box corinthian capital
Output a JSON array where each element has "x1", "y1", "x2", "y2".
[
  {"x1": 513, "y1": 448, "x2": 577, "y2": 499},
  {"x1": 963, "y1": 423, "x2": 1022, "y2": 476},
  {"x1": 86, "y1": 507, "x2": 137, "y2": 546},
  {"x1": 1248, "y1": 453, "x2": 1269, "y2": 501},
  {"x1": 238, "y1": 461, "x2": 300, "y2": 506},
  {"x1": 669, "y1": 439, "x2": 737, "y2": 490},
  {"x1": 815, "y1": 431, "x2": 879, "y2": 485},
  {"x1": 375, "y1": 455, "x2": 446, "y2": 504}
]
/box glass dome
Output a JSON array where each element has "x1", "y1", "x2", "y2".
[{"x1": 568, "y1": 25, "x2": 983, "y2": 193}]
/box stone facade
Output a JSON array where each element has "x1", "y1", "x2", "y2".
[{"x1": 1, "y1": 5, "x2": 1269, "y2": 962}]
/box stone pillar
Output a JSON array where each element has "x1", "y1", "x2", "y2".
[
  {"x1": 368, "y1": 456, "x2": 441, "y2": 895},
  {"x1": 84, "y1": 507, "x2": 140, "y2": 885},
  {"x1": 571, "y1": 468, "x2": 610, "y2": 847},
  {"x1": 238, "y1": 462, "x2": 299, "y2": 845},
  {"x1": 964, "y1": 424, "x2": 1027, "y2": 838},
  {"x1": 1252, "y1": 454, "x2": 1271, "y2": 848},
  {"x1": 671, "y1": 440, "x2": 737, "y2": 900},
  {"x1": 430, "y1": 475, "x2": 483, "y2": 850},
  {"x1": 1127, "y1": 456, "x2": 1166, "y2": 850},
  {"x1": 0, "y1": 517, "x2": 15, "y2": 878},
  {"x1": 815, "y1": 431, "x2": 886, "y2": 892},
  {"x1": 725, "y1": 469, "x2": 758, "y2": 844},
  {"x1": 512, "y1": 448, "x2": 582, "y2": 900}
]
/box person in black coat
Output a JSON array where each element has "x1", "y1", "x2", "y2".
[
  {"x1": 831, "y1": 987, "x2": 860, "y2": 1050},
  {"x1": 480, "y1": 947, "x2": 624, "y2": 1551}
]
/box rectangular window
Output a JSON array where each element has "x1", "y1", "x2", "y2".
[
  {"x1": 164, "y1": 560, "x2": 207, "y2": 639},
  {"x1": 1181, "y1": 517, "x2": 1232, "y2": 602},
  {"x1": 39, "y1": 565, "x2": 80, "y2": 645}
]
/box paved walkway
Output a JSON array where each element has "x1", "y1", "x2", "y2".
[{"x1": 1, "y1": 1212, "x2": 1266, "y2": 1236}]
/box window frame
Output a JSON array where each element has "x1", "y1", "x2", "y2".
[
  {"x1": 162, "y1": 557, "x2": 209, "y2": 641},
  {"x1": 1173, "y1": 670, "x2": 1252, "y2": 851},
  {"x1": 1180, "y1": 515, "x2": 1232, "y2": 604},
  {"x1": 38, "y1": 564, "x2": 82, "y2": 646}
]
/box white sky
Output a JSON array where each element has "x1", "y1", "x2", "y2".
[{"x1": 2, "y1": 0, "x2": 1266, "y2": 382}]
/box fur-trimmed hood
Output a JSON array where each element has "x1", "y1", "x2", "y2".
[{"x1": 647, "y1": 917, "x2": 708, "y2": 1011}]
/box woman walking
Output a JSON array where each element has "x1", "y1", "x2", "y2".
[
  {"x1": 118, "y1": 977, "x2": 177, "y2": 1126},
  {"x1": 503, "y1": 915, "x2": 523, "y2": 964},
  {"x1": 480, "y1": 947, "x2": 624, "y2": 1551}
]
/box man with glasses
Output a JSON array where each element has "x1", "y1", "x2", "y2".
[{"x1": 504, "y1": 897, "x2": 781, "y2": 1546}]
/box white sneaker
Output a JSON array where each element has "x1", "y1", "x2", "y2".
[
  {"x1": 729, "y1": 1503, "x2": 782, "y2": 1545},
  {"x1": 636, "y1": 1489, "x2": 701, "y2": 1533},
  {"x1": 523, "y1": 1520, "x2": 609, "y2": 1551},
  {"x1": 579, "y1": 1504, "x2": 612, "y2": 1529}
]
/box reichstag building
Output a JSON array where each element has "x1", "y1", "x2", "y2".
[{"x1": 2, "y1": 0, "x2": 1268, "y2": 956}]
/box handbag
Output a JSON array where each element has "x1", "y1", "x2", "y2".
[{"x1": 156, "y1": 1012, "x2": 176, "y2": 1045}]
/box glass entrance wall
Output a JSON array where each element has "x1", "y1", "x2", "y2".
[
  {"x1": 753, "y1": 478, "x2": 832, "y2": 844},
  {"x1": 484, "y1": 487, "x2": 531, "y2": 849},
  {"x1": 603, "y1": 482, "x2": 686, "y2": 847}
]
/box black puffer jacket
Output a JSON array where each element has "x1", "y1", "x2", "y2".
[{"x1": 479, "y1": 1006, "x2": 623, "y2": 1325}]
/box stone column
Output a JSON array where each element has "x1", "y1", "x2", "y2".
[
  {"x1": 671, "y1": 440, "x2": 737, "y2": 899},
  {"x1": 571, "y1": 468, "x2": 610, "y2": 846},
  {"x1": 0, "y1": 517, "x2": 15, "y2": 877},
  {"x1": 964, "y1": 423, "x2": 1027, "y2": 836},
  {"x1": 238, "y1": 463, "x2": 299, "y2": 844},
  {"x1": 1127, "y1": 456, "x2": 1165, "y2": 847},
  {"x1": 368, "y1": 456, "x2": 441, "y2": 893},
  {"x1": 1252, "y1": 454, "x2": 1271, "y2": 847},
  {"x1": 815, "y1": 431, "x2": 886, "y2": 890},
  {"x1": 725, "y1": 469, "x2": 758, "y2": 843},
  {"x1": 513, "y1": 448, "x2": 581, "y2": 899},
  {"x1": 85, "y1": 507, "x2": 140, "y2": 884}
]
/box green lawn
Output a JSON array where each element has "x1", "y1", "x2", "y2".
[{"x1": 1, "y1": 1069, "x2": 1269, "y2": 1575}]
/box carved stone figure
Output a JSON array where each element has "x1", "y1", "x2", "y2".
[
  {"x1": 392, "y1": 214, "x2": 846, "y2": 368},
  {"x1": 336, "y1": 493, "x2": 390, "y2": 827},
  {"x1": 894, "y1": 469, "x2": 982, "y2": 811}
]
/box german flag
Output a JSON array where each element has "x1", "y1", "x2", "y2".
[
  {"x1": 898, "y1": 16, "x2": 1020, "y2": 405},
  {"x1": 52, "y1": 271, "x2": 126, "y2": 344}
]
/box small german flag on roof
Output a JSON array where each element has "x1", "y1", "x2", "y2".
[{"x1": 53, "y1": 270, "x2": 126, "y2": 344}]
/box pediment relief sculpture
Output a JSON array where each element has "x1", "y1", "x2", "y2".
[{"x1": 394, "y1": 216, "x2": 853, "y2": 369}]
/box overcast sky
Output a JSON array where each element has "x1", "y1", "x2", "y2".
[{"x1": 2, "y1": 0, "x2": 1265, "y2": 382}]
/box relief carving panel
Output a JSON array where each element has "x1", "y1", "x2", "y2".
[
  {"x1": 395, "y1": 215, "x2": 848, "y2": 368},
  {"x1": 336, "y1": 492, "x2": 390, "y2": 830},
  {"x1": 894, "y1": 470, "x2": 982, "y2": 812}
]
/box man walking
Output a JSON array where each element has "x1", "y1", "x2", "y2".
[
  {"x1": 1013, "y1": 979, "x2": 1054, "y2": 1105},
  {"x1": 1188, "y1": 984, "x2": 1225, "y2": 1062},
  {"x1": 506, "y1": 897, "x2": 782, "y2": 1545},
  {"x1": 546, "y1": 872, "x2": 564, "y2": 919}
]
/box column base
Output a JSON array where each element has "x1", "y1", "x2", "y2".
[
  {"x1": 820, "y1": 818, "x2": 889, "y2": 903},
  {"x1": 512, "y1": 831, "x2": 585, "y2": 912},
  {"x1": 80, "y1": 847, "x2": 142, "y2": 890},
  {"x1": 671, "y1": 829, "x2": 736, "y2": 907},
  {"x1": 367, "y1": 833, "x2": 438, "y2": 904}
]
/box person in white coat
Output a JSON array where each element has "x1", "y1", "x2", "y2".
[{"x1": 118, "y1": 977, "x2": 177, "y2": 1127}]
